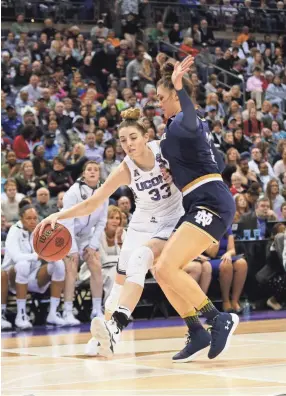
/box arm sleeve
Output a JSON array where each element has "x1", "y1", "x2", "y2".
[
  {"x1": 176, "y1": 88, "x2": 198, "y2": 132},
  {"x1": 89, "y1": 200, "x2": 108, "y2": 251},
  {"x1": 5, "y1": 226, "x2": 38, "y2": 262},
  {"x1": 62, "y1": 188, "x2": 79, "y2": 253}
]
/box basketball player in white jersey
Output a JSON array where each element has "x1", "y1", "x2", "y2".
[{"x1": 38, "y1": 109, "x2": 209, "y2": 360}]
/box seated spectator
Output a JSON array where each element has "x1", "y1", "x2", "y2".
[
  {"x1": 66, "y1": 143, "x2": 88, "y2": 181},
  {"x1": 99, "y1": 205, "x2": 126, "y2": 302},
  {"x1": 225, "y1": 147, "x2": 240, "y2": 168},
  {"x1": 259, "y1": 160, "x2": 273, "y2": 191},
  {"x1": 32, "y1": 143, "x2": 51, "y2": 182},
  {"x1": 1, "y1": 179, "x2": 25, "y2": 224},
  {"x1": 271, "y1": 120, "x2": 286, "y2": 142},
  {"x1": 34, "y1": 188, "x2": 57, "y2": 220},
  {"x1": 230, "y1": 85, "x2": 243, "y2": 107},
  {"x1": 199, "y1": 19, "x2": 215, "y2": 46},
  {"x1": 2, "y1": 205, "x2": 65, "y2": 329},
  {"x1": 183, "y1": 257, "x2": 212, "y2": 295},
  {"x1": 279, "y1": 172, "x2": 286, "y2": 201},
  {"x1": 85, "y1": 132, "x2": 104, "y2": 162},
  {"x1": 230, "y1": 172, "x2": 246, "y2": 196},
  {"x1": 57, "y1": 191, "x2": 65, "y2": 211},
  {"x1": 246, "y1": 67, "x2": 263, "y2": 110},
  {"x1": 205, "y1": 74, "x2": 218, "y2": 96},
  {"x1": 233, "y1": 128, "x2": 252, "y2": 154},
  {"x1": 47, "y1": 156, "x2": 73, "y2": 197},
  {"x1": 281, "y1": 202, "x2": 286, "y2": 220},
  {"x1": 238, "y1": 197, "x2": 277, "y2": 239},
  {"x1": 237, "y1": 157, "x2": 259, "y2": 186},
  {"x1": 243, "y1": 109, "x2": 262, "y2": 137},
  {"x1": 12, "y1": 40, "x2": 31, "y2": 64},
  {"x1": 265, "y1": 179, "x2": 285, "y2": 220},
  {"x1": 211, "y1": 121, "x2": 223, "y2": 148},
  {"x1": 43, "y1": 132, "x2": 60, "y2": 162},
  {"x1": 179, "y1": 38, "x2": 199, "y2": 60},
  {"x1": 118, "y1": 196, "x2": 132, "y2": 224},
  {"x1": 248, "y1": 147, "x2": 275, "y2": 177},
  {"x1": 100, "y1": 146, "x2": 121, "y2": 183},
  {"x1": 11, "y1": 14, "x2": 29, "y2": 37},
  {"x1": 265, "y1": 76, "x2": 286, "y2": 110},
  {"x1": 149, "y1": 22, "x2": 169, "y2": 43},
  {"x1": 205, "y1": 228, "x2": 248, "y2": 313},
  {"x1": 15, "y1": 160, "x2": 43, "y2": 197},
  {"x1": 13, "y1": 125, "x2": 37, "y2": 161},
  {"x1": 68, "y1": 116, "x2": 87, "y2": 146},
  {"x1": 1, "y1": 105, "x2": 22, "y2": 140},
  {"x1": 233, "y1": 193, "x2": 249, "y2": 222},
  {"x1": 1, "y1": 150, "x2": 20, "y2": 179},
  {"x1": 220, "y1": 131, "x2": 235, "y2": 154}
]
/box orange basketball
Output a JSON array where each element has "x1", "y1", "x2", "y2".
[{"x1": 33, "y1": 223, "x2": 72, "y2": 261}]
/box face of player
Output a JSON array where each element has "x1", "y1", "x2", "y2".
[
  {"x1": 21, "y1": 208, "x2": 38, "y2": 233},
  {"x1": 83, "y1": 163, "x2": 99, "y2": 187},
  {"x1": 157, "y1": 85, "x2": 179, "y2": 119},
  {"x1": 118, "y1": 126, "x2": 149, "y2": 160}
]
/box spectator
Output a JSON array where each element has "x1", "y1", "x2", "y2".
[
  {"x1": 230, "y1": 172, "x2": 246, "y2": 196},
  {"x1": 221, "y1": 131, "x2": 235, "y2": 154},
  {"x1": 41, "y1": 18, "x2": 56, "y2": 41},
  {"x1": 206, "y1": 228, "x2": 248, "y2": 313},
  {"x1": 195, "y1": 43, "x2": 215, "y2": 83},
  {"x1": 168, "y1": 23, "x2": 183, "y2": 45},
  {"x1": 117, "y1": 196, "x2": 132, "y2": 223},
  {"x1": 281, "y1": 202, "x2": 286, "y2": 220},
  {"x1": 274, "y1": 147, "x2": 286, "y2": 178},
  {"x1": 199, "y1": 19, "x2": 215, "y2": 46},
  {"x1": 265, "y1": 179, "x2": 285, "y2": 220},
  {"x1": 271, "y1": 120, "x2": 286, "y2": 142},
  {"x1": 22, "y1": 75, "x2": 43, "y2": 103},
  {"x1": 233, "y1": 193, "x2": 249, "y2": 222},
  {"x1": 243, "y1": 109, "x2": 262, "y2": 137},
  {"x1": 233, "y1": 127, "x2": 252, "y2": 154},
  {"x1": 34, "y1": 187, "x2": 57, "y2": 220},
  {"x1": 32, "y1": 143, "x2": 51, "y2": 183},
  {"x1": 11, "y1": 14, "x2": 29, "y2": 36},
  {"x1": 1, "y1": 150, "x2": 20, "y2": 179},
  {"x1": 100, "y1": 146, "x2": 121, "y2": 182},
  {"x1": 98, "y1": 117, "x2": 113, "y2": 143},
  {"x1": 57, "y1": 191, "x2": 65, "y2": 211},
  {"x1": 183, "y1": 257, "x2": 212, "y2": 295},
  {"x1": 238, "y1": 197, "x2": 277, "y2": 239},
  {"x1": 12, "y1": 40, "x2": 31, "y2": 64},
  {"x1": 47, "y1": 156, "x2": 73, "y2": 197},
  {"x1": 237, "y1": 157, "x2": 258, "y2": 186},
  {"x1": 91, "y1": 20, "x2": 109, "y2": 40},
  {"x1": 1, "y1": 179, "x2": 24, "y2": 224},
  {"x1": 248, "y1": 147, "x2": 275, "y2": 177},
  {"x1": 265, "y1": 76, "x2": 286, "y2": 110},
  {"x1": 43, "y1": 132, "x2": 60, "y2": 162},
  {"x1": 259, "y1": 160, "x2": 273, "y2": 191},
  {"x1": 2, "y1": 205, "x2": 65, "y2": 329},
  {"x1": 13, "y1": 125, "x2": 37, "y2": 161},
  {"x1": 1, "y1": 105, "x2": 22, "y2": 139},
  {"x1": 99, "y1": 205, "x2": 126, "y2": 303},
  {"x1": 67, "y1": 116, "x2": 86, "y2": 146},
  {"x1": 3, "y1": 32, "x2": 16, "y2": 53},
  {"x1": 85, "y1": 132, "x2": 104, "y2": 162},
  {"x1": 225, "y1": 147, "x2": 240, "y2": 168},
  {"x1": 126, "y1": 49, "x2": 144, "y2": 89},
  {"x1": 205, "y1": 74, "x2": 218, "y2": 96},
  {"x1": 179, "y1": 38, "x2": 199, "y2": 60},
  {"x1": 66, "y1": 143, "x2": 88, "y2": 181},
  {"x1": 149, "y1": 22, "x2": 169, "y2": 43},
  {"x1": 15, "y1": 160, "x2": 43, "y2": 197}
]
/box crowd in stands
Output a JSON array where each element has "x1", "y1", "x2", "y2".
[{"x1": 1, "y1": 8, "x2": 286, "y2": 330}]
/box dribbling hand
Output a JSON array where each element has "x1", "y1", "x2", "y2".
[
  {"x1": 36, "y1": 212, "x2": 61, "y2": 235},
  {"x1": 171, "y1": 55, "x2": 195, "y2": 91}
]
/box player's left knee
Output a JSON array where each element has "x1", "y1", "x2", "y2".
[
  {"x1": 47, "y1": 261, "x2": 65, "y2": 282},
  {"x1": 126, "y1": 246, "x2": 154, "y2": 288}
]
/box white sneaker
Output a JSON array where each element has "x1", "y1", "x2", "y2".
[
  {"x1": 1, "y1": 313, "x2": 12, "y2": 330},
  {"x1": 90, "y1": 309, "x2": 104, "y2": 320},
  {"x1": 90, "y1": 318, "x2": 121, "y2": 357},
  {"x1": 15, "y1": 313, "x2": 33, "y2": 330},
  {"x1": 85, "y1": 337, "x2": 100, "y2": 356},
  {"x1": 63, "y1": 311, "x2": 81, "y2": 326},
  {"x1": 46, "y1": 311, "x2": 65, "y2": 326}
]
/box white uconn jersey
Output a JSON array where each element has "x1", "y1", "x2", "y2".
[{"x1": 124, "y1": 141, "x2": 183, "y2": 223}]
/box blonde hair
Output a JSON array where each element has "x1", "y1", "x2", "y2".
[
  {"x1": 73, "y1": 143, "x2": 85, "y2": 158},
  {"x1": 119, "y1": 108, "x2": 147, "y2": 135},
  {"x1": 107, "y1": 205, "x2": 123, "y2": 225}
]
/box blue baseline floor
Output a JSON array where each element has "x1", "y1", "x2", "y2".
[{"x1": 1, "y1": 309, "x2": 286, "y2": 339}]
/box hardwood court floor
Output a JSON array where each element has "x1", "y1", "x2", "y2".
[{"x1": 2, "y1": 318, "x2": 286, "y2": 396}]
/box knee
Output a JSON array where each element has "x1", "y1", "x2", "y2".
[
  {"x1": 185, "y1": 261, "x2": 202, "y2": 280},
  {"x1": 234, "y1": 258, "x2": 248, "y2": 272},
  {"x1": 126, "y1": 246, "x2": 153, "y2": 287},
  {"x1": 15, "y1": 261, "x2": 31, "y2": 284},
  {"x1": 219, "y1": 260, "x2": 233, "y2": 274},
  {"x1": 202, "y1": 261, "x2": 212, "y2": 276},
  {"x1": 155, "y1": 261, "x2": 172, "y2": 284},
  {"x1": 64, "y1": 254, "x2": 79, "y2": 277},
  {"x1": 48, "y1": 260, "x2": 65, "y2": 282}
]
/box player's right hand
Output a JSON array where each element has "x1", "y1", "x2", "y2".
[{"x1": 36, "y1": 212, "x2": 61, "y2": 235}]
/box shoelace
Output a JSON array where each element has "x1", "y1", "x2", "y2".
[{"x1": 185, "y1": 333, "x2": 192, "y2": 345}]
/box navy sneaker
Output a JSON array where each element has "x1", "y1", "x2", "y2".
[
  {"x1": 208, "y1": 312, "x2": 239, "y2": 359},
  {"x1": 172, "y1": 329, "x2": 211, "y2": 363}
]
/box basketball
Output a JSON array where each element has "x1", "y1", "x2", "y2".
[{"x1": 33, "y1": 223, "x2": 72, "y2": 261}]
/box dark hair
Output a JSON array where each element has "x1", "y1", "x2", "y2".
[
  {"x1": 272, "y1": 103, "x2": 279, "y2": 109},
  {"x1": 22, "y1": 125, "x2": 36, "y2": 140},
  {"x1": 118, "y1": 108, "x2": 147, "y2": 135},
  {"x1": 103, "y1": 145, "x2": 116, "y2": 161},
  {"x1": 53, "y1": 155, "x2": 66, "y2": 167},
  {"x1": 157, "y1": 62, "x2": 193, "y2": 96},
  {"x1": 19, "y1": 203, "x2": 35, "y2": 217}
]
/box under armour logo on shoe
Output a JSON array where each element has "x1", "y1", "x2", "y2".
[
  {"x1": 194, "y1": 210, "x2": 213, "y2": 227},
  {"x1": 225, "y1": 320, "x2": 231, "y2": 330}
]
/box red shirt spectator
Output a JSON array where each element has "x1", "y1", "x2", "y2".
[{"x1": 243, "y1": 109, "x2": 262, "y2": 136}]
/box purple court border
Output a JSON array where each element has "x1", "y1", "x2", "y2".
[{"x1": 1, "y1": 309, "x2": 286, "y2": 339}]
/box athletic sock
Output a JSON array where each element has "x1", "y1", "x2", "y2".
[
  {"x1": 64, "y1": 301, "x2": 73, "y2": 313},
  {"x1": 92, "y1": 297, "x2": 102, "y2": 313},
  {"x1": 112, "y1": 306, "x2": 131, "y2": 331},
  {"x1": 197, "y1": 298, "x2": 220, "y2": 321},
  {"x1": 16, "y1": 299, "x2": 27, "y2": 316},
  {"x1": 1, "y1": 304, "x2": 7, "y2": 314},
  {"x1": 49, "y1": 297, "x2": 60, "y2": 314},
  {"x1": 182, "y1": 309, "x2": 205, "y2": 334}
]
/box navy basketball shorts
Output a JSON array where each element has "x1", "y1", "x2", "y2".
[{"x1": 174, "y1": 182, "x2": 235, "y2": 243}]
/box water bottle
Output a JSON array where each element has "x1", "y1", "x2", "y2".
[{"x1": 243, "y1": 298, "x2": 251, "y2": 318}]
